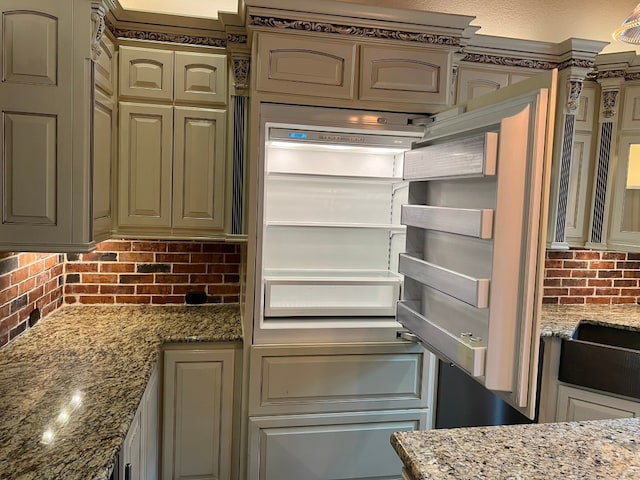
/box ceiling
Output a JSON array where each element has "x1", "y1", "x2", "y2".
[{"x1": 117, "y1": 0, "x2": 640, "y2": 54}]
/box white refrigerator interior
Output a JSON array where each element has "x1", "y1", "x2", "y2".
[{"x1": 256, "y1": 105, "x2": 423, "y2": 343}]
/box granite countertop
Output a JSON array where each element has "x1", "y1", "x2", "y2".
[
  {"x1": 392, "y1": 418, "x2": 640, "y2": 480},
  {"x1": 393, "y1": 303, "x2": 640, "y2": 480},
  {"x1": 0, "y1": 304, "x2": 242, "y2": 480},
  {"x1": 540, "y1": 303, "x2": 640, "y2": 338}
]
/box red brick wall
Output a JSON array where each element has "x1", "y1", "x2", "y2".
[
  {"x1": 64, "y1": 240, "x2": 241, "y2": 305},
  {"x1": 544, "y1": 249, "x2": 640, "y2": 304},
  {"x1": 0, "y1": 253, "x2": 64, "y2": 348}
]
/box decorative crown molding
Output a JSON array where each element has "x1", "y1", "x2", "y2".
[
  {"x1": 461, "y1": 53, "x2": 556, "y2": 70},
  {"x1": 556, "y1": 58, "x2": 596, "y2": 71},
  {"x1": 104, "y1": 17, "x2": 226, "y2": 47},
  {"x1": 227, "y1": 33, "x2": 248, "y2": 45},
  {"x1": 249, "y1": 15, "x2": 460, "y2": 46}
]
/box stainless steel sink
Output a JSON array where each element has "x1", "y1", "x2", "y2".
[{"x1": 559, "y1": 321, "x2": 640, "y2": 400}]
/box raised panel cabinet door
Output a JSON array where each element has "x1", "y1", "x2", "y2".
[
  {"x1": 172, "y1": 107, "x2": 226, "y2": 231},
  {"x1": 565, "y1": 132, "x2": 595, "y2": 246},
  {"x1": 95, "y1": 34, "x2": 116, "y2": 95},
  {"x1": 118, "y1": 103, "x2": 173, "y2": 228},
  {"x1": 621, "y1": 85, "x2": 640, "y2": 131},
  {"x1": 121, "y1": 409, "x2": 142, "y2": 480},
  {"x1": 456, "y1": 67, "x2": 510, "y2": 103},
  {"x1": 119, "y1": 46, "x2": 174, "y2": 101},
  {"x1": 255, "y1": 32, "x2": 356, "y2": 99},
  {"x1": 249, "y1": 343, "x2": 431, "y2": 415},
  {"x1": 359, "y1": 44, "x2": 451, "y2": 106},
  {"x1": 1, "y1": 0, "x2": 75, "y2": 247},
  {"x1": 162, "y1": 348, "x2": 235, "y2": 480},
  {"x1": 175, "y1": 52, "x2": 227, "y2": 105},
  {"x1": 93, "y1": 91, "x2": 115, "y2": 241},
  {"x1": 247, "y1": 410, "x2": 428, "y2": 480},
  {"x1": 140, "y1": 366, "x2": 160, "y2": 480},
  {"x1": 574, "y1": 83, "x2": 598, "y2": 133},
  {"x1": 556, "y1": 384, "x2": 640, "y2": 422}
]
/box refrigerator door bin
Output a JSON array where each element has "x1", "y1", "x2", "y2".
[
  {"x1": 397, "y1": 300, "x2": 486, "y2": 377},
  {"x1": 264, "y1": 272, "x2": 401, "y2": 317},
  {"x1": 401, "y1": 205, "x2": 494, "y2": 239}
]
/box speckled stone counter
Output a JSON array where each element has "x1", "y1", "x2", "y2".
[
  {"x1": 392, "y1": 418, "x2": 640, "y2": 480},
  {"x1": 540, "y1": 303, "x2": 640, "y2": 338},
  {"x1": 0, "y1": 304, "x2": 242, "y2": 480}
]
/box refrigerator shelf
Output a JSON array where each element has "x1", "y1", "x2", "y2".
[
  {"x1": 265, "y1": 221, "x2": 406, "y2": 231},
  {"x1": 397, "y1": 301, "x2": 486, "y2": 377},
  {"x1": 401, "y1": 205, "x2": 494, "y2": 239},
  {"x1": 267, "y1": 171, "x2": 404, "y2": 183},
  {"x1": 398, "y1": 253, "x2": 490, "y2": 309},
  {"x1": 404, "y1": 132, "x2": 498, "y2": 181}
]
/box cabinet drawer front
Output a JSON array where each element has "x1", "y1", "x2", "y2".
[
  {"x1": 556, "y1": 384, "x2": 640, "y2": 422},
  {"x1": 256, "y1": 33, "x2": 356, "y2": 99},
  {"x1": 250, "y1": 344, "x2": 430, "y2": 414},
  {"x1": 360, "y1": 45, "x2": 450, "y2": 106},
  {"x1": 174, "y1": 51, "x2": 227, "y2": 104},
  {"x1": 248, "y1": 411, "x2": 427, "y2": 480},
  {"x1": 119, "y1": 46, "x2": 174, "y2": 101}
]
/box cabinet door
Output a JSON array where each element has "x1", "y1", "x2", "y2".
[
  {"x1": 163, "y1": 348, "x2": 236, "y2": 480},
  {"x1": 140, "y1": 366, "x2": 160, "y2": 480},
  {"x1": 121, "y1": 409, "x2": 142, "y2": 480},
  {"x1": 93, "y1": 90, "x2": 115, "y2": 241},
  {"x1": 607, "y1": 135, "x2": 640, "y2": 250},
  {"x1": 564, "y1": 132, "x2": 595, "y2": 245},
  {"x1": 118, "y1": 103, "x2": 173, "y2": 229},
  {"x1": 456, "y1": 66, "x2": 535, "y2": 103},
  {"x1": 359, "y1": 44, "x2": 450, "y2": 107},
  {"x1": 255, "y1": 32, "x2": 356, "y2": 100},
  {"x1": 120, "y1": 46, "x2": 174, "y2": 101},
  {"x1": 556, "y1": 384, "x2": 640, "y2": 421},
  {"x1": 621, "y1": 85, "x2": 640, "y2": 130},
  {"x1": 95, "y1": 34, "x2": 116, "y2": 95},
  {"x1": 172, "y1": 107, "x2": 226, "y2": 231},
  {"x1": 248, "y1": 410, "x2": 428, "y2": 480},
  {"x1": 175, "y1": 52, "x2": 227, "y2": 105},
  {"x1": 0, "y1": 0, "x2": 76, "y2": 248}
]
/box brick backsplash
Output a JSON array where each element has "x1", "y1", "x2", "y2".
[
  {"x1": 544, "y1": 249, "x2": 640, "y2": 305},
  {"x1": 64, "y1": 240, "x2": 241, "y2": 305},
  {"x1": 0, "y1": 253, "x2": 64, "y2": 348}
]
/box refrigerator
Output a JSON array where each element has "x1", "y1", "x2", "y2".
[{"x1": 253, "y1": 70, "x2": 556, "y2": 422}]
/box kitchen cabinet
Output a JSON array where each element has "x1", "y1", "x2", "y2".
[
  {"x1": 162, "y1": 344, "x2": 238, "y2": 480},
  {"x1": 117, "y1": 45, "x2": 228, "y2": 237},
  {"x1": 455, "y1": 64, "x2": 535, "y2": 103},
  {"x1": 121, "y1": 365, "x2": 160, "y2": 480},
  {"x1": 247, "y1": 343, "x2": 433, "y2": 480},
  {"x1": 253, "y1": 31, "x2": 452, "y2": 112},
  {"x1": 564, "y1": 83, "x2": 599, "y2": 246},
  {"x1": 93, "y1": 33, "x2": 118, "y2": 241},
  {"x1": 556, "y1": 384, "x2": 640, "y2": 421},
  {"x1": 0, "y1": 0, "x2": 106, "y2": 252}
]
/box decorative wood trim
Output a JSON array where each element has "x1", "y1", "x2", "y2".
[
  {"x1": 227, "y1": 33, "x2": 248, "y2": 45},
  {"x1": 232, "y1": 55, "x2": 250, "y2": 90},
  {"x1": 461, "y1": 54, "x2": 595, "y2": 72},
  {"x1": 249, "y1": 15, "x2": 460, "y2": 46},
  {"x1": 104, "y1": 17, "x2": 226, "y2": 47},
  {"x1": 602, "y1": 90, "x2": 619, "y2": 119},
  {"x1": 567, "y1": 80, "x2": 583, "y2": 112},
  {"x1": 556, "y1": 58, "x2": 596, "y2": 71},
  {"x1": 91, "y1": 7, "x2": 106, "y2": 61}
]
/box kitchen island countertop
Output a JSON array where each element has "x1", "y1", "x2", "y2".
[
  {"x1": 0, "y1": 304, "x2": 242, "y2": 480},
  {"x1": 539, "y1": 303, "x2": 640, "y2": 338}
]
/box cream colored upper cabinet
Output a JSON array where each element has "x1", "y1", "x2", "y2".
[
  {"x1": 93, "y1": 91, "x2": 116, "y2": 241},
  {"x1": 255, "y1": 32, "x2": 357, "y2": 100},
  {"x1": 119, "y1": 46, "x2": 174, "y2": 101},
  {"x1": 175, "y1": 52, "x2": 228, "y2": 105},
  {"x1": 95, "y1": 34, "x2": 116, "y2": 95},
  {"x1": 118, "y1": 103, "x2": 174, "y2": 229},
  {"x1": 254, "y1": 31, "x2": 453, "y2": 111},
  {"x1": 456, "y1": 65, "x2": 536, "y2": 103},
  {"x1": 359, "y1": 44, "x2": 450, "y2": 106},
  {"x1": 0, "y1": 0, "x2": 96, "y2": 252},
  {"x1": 173, "y1": 107, "x2": 226, "y2": 230}
]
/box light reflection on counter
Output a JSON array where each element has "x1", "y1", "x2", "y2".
[{"x1": 41, "y1": 391, "x2": 83, "y2": 445}]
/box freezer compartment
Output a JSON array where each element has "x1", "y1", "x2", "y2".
[{"x1": 264, "y1": 270, "x2": 401, "y2": 317}]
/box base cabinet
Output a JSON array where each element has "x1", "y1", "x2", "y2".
[
  {"x1": 120, "y1": 366, "x2": 159, "y2": 480},
  {"x1": 248, "y1": 410, "x2": 428, "y2": 480},
  {"x1": 556, "y1": 384, "x2": 640, "y2": 422},
  {"x1": 162, "y1": 345, "x2": 237, "y2": 480}
]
